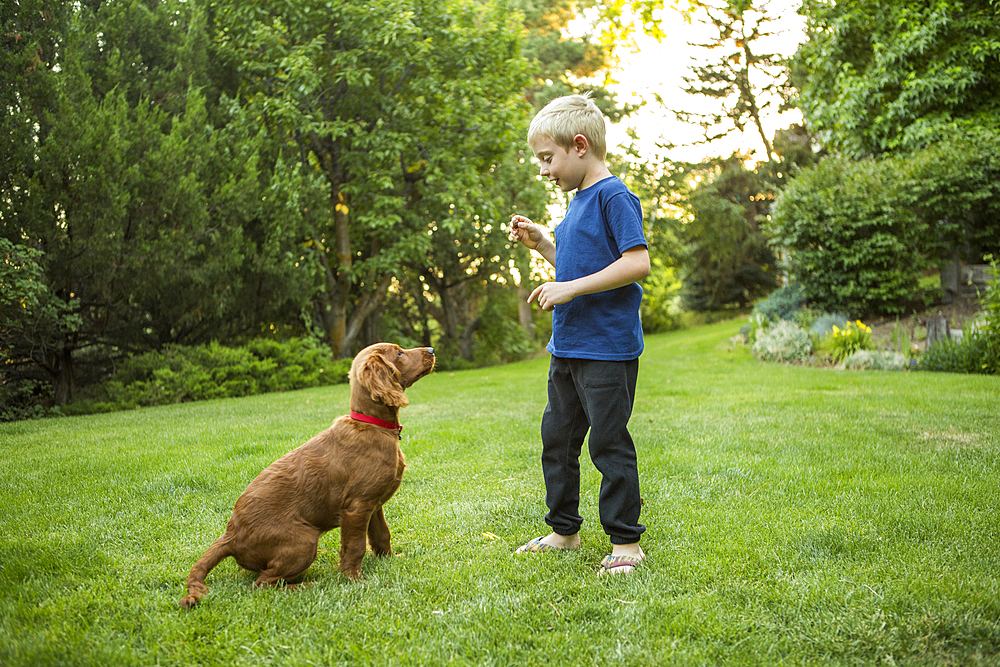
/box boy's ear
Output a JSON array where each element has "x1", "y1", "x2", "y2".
[{"x1": 573, "y1": 133, "x2": 590, "y2": 155}]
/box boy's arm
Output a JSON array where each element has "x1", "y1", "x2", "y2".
[{"x1": 528, "y1": 245, "x2": 650, "y2": 312}]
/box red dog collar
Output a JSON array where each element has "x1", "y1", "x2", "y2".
[{"x1": 350, "y1": 411, "x2": 402, "y2": 439}]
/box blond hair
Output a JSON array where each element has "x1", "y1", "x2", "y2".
[{"x1": 527, "y1": 93, "x2": 607, "y2": 160}]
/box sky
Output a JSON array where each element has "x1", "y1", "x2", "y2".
[{"x1": 572, "y1": 0, "x2": 808, "y2": 165}]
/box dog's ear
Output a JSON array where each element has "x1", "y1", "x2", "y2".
[{"x1": 358, "y1": 351, "x2": 409, "y2": 408}]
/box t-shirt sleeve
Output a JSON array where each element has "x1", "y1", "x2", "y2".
[{"x1": 603, "y1": 191, "x2": 646, "y2": 256}]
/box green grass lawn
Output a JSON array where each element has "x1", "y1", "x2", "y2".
[{"x1": 2, "y1": 321, "x2": 998, "y2": 666}]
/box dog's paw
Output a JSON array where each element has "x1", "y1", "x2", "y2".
[{"x1": 179, "y1": 593, "x2": 202, "y2": 609}]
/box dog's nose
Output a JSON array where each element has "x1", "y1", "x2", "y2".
[{"x1": 427, "y1": 347, "x2": 434, "y2": 355}]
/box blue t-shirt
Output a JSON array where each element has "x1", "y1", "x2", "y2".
[{"x1": 547, "y1": 176, "x2": 647, "y2": 361}]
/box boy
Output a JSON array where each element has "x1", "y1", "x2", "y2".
[{"x1": 509, "y1": 93, "x2": 649, "y2": 575}]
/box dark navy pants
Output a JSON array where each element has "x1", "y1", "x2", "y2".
[{"x1": 540, "y1": 356, "x2": 645, "y2": 545}]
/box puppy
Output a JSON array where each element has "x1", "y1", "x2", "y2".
[{"x1": 180, "y1": 343, "x2": 435, "y2": 607}]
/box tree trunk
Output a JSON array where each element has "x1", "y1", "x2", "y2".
[
  {"x1": 926, "y1": 317, "x2": 949, "y2": 348},
  {"x1": 341, "y1": 276, "x2": 391, "y2": 357},
  {"x1": 309, "y1": 136, "x2": 354, "y2": 359},
  {"x1": 517, "y1": 283, "x2": 534, "y2": 340},
  {"x1": 50, "y1": 346, "x2": 74, "y2": 406},
  {"x1": 459, "y1": 316, "x2": 480, "y2": 362}
]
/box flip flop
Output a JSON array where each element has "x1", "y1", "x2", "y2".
[
  {"x1": 598, "y1": 548, "x2": 645, "y2": 576},
  {"x1": 514, "y1": 536, "x2": 567, "y2": 554}
]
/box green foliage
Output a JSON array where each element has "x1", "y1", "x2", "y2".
[
  {"x1": 889, "y1": 318, "x2": 917, "y2": 359},
  {"x1": 819, "y1": 320, "x2": 875, "y2": 364},
  {"x1": 794, "y1": 0, "x2": 1000, "y2": 158},
  {"x1": 918, "y1": 336, "x2": 993, "y2": 375},
  {"x1": 1, "y1": 1, "x2": 318, "y2": 405},
  {"x1": 843, "y1": 350, "x2": 909, "y2": 371},
  {"x1": 62, "y1": 339, "x2": 350, "y2": 415},
  {"x1": 808, "y1": 312, "x2": 850, "y2": 338},
  {"x1": 216, "y1": 0, "x2": 536, "y2": 357},
  {"x1": 900, "y1": 128, "x2": 1000, "y2": 264},
  {"x1": 769, "y1": 156, "x2": 925, "y2": 316},
  {"x1": 742, "y1": 311, "x2": 768, "y2": 345},
  {"x1": 680, "y1": 159, "x2": 779, "y2": 311},
  {"x1": 639, "y1": 258, "x2": 682, "y2": 334},
  {"x1": 469, "y1": 300, "x2": 537, "y2": 369},
  {"x1": 0, "y1": 241, "x2": 83, "y2": 417},
  {"x1": 922, "y1": 260, "x2": 1000, "y2": 375},
  {"x1": 750, "y1": 319, "x2": 812, "y2": 363},
  {"x1": 770, "y1": 131, "x2": 1000, "y2": 315},
  {"x1": 752, "y1": 283, "x2": 805, "y2": 322},
  {"x1": 0, "y1": 241, "x2": 81, "y2": 358}
]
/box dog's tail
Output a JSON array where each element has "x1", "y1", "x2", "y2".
[{"x1": 180, "y1": 535, "x2": 232, "y2": 608}]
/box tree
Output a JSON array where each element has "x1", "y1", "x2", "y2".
[
  {"x1": 1, "y1": 0, "x2": 314, "y2": 404},
  {"x1": 678, "y1": 0, "x2": 789, "y2": 162},
  {"x1": 214, "y1": 0, "x2": 532, "y2": 358},
  {"x1": 0, "y1": 240, "x2": 81, "y2": 413},
  {"x1": 792, "y1": 0, "x2": 1000, "y2": 158},
  {"x1": 678, "y1": 157, "x2": 778, "y2": 310}
]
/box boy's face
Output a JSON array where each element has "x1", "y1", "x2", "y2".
[{"x1": 530, "y1": 136, "x2": 588, "y2": 193}]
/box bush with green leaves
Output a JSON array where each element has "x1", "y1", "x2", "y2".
[
  {"x1": 751, "y1": 320, "x2": 812, "y2": 363},
  {"x1": 901, "y1": 130, "x2": 1000, "y2": 266},
  {"x1": 741, "y1": 312, "x2": 769, "y2": 345},
  {"x1": 843, "y1": 350, "x2": 909, "y2": 372},
  {"x1": 62, "y1": 338, "x2": 351, "y2": 415},
  {"x1": 918, "y1": 336, "x2": 992, "y2": 375},
  {"x1": 752, "y1": 283, "x2": 805, "y2": 323},
  {"x1": 769, "y1": 157, "x2": 925, "y2": 317},
  {"x1": 641, "y1": 260, "x2": 682, "y2": 334},
  {"x1": 819, "y1": 320, "x2": 875, "y2": 364}
]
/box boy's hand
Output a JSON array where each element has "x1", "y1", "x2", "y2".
[
  {"x1": 509, "y1": 215, "x2": 543, "y2": 250},
  {"x1": 528, "y1": 281, "x2": 575, "y2": 311}
]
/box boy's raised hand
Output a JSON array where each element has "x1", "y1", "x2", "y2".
[{"x1": 509, "y1": 215, "x2": 543, "y2": 249}]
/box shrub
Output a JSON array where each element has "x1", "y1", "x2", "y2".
[
  {"x1": 918, "y1": 336, "x2": 991, "y2": 374},
  {"x1": 820, "y1": 320, "x2": 875, "y2": 363},
  {"x1": 843, "y1": 350, "x2": 909, "y2": 371},
  {"x1": 751, "y1": 320, "x2": 812, "y2": 363},
  {"x1": 62, "y1": 338, "x2": 350, "y2": 415},
  {"x1": 740, "y1": 312, "x2": 768, "y2": 345},
  {"x1": 641, "y1": 260, "x2": 682, "y2": 334},
  {"x1": 769, "y1": 157, "x2": 925, "y2": 316},
  {"x1": 752, "y1": 283, "x2": 805, "y2": 322},
  {"x1": 809, "y1": 312, "x2": 851, "y2": 338},
  {"x1": 904, "y1": 130, "x2": 1000, "y2": 267}
]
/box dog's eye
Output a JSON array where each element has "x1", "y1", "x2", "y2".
[{"x1": 397, "y1": 350, "x2": 403, "y2": 357}]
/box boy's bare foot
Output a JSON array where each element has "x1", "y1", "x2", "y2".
[{"x1": 514, "y1": 532, "x2": 581, "y2": 553}]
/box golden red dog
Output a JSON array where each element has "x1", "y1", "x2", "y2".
[{"x1": 180, "y1": 343, "x2": 435, "y2": 607}]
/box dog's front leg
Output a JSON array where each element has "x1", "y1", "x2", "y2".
[
  {"x1": 367, "y1": 505, "x2": 392, "y2": 556},
  {"x1": 339, "y1": 508, "x2": 373, "y2": 579}
]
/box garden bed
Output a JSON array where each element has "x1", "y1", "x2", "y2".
[{"x1": 867, "y1": 295, "x2": 982, "y2": 352}]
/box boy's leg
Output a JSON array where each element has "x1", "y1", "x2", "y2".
[
  {"x1": 540, "y1": 356, "x2": 590, "y2": 537},
  {"x1": 578, "y1": 358, "x2": 645, "y2": 545}
]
